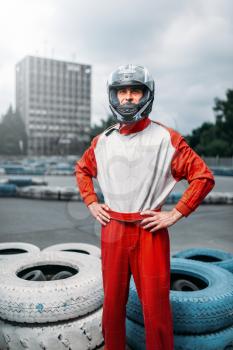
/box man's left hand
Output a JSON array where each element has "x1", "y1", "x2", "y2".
[{"x1": 140, "y1": 208, "x2": 183, "y2": 232}]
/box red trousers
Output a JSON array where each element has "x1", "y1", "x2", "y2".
[{"x1": 101, "y1": 211, "x2": 174, "y2": 350}]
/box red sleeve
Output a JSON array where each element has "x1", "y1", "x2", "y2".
[
  {"x1": 74, "y1": 135, "x2": 100, "y2": 207},
  {"x1": 166, "y1": 126, "x2": 215, "y2": 217}
]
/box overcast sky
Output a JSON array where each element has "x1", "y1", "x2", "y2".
[{"x1": 0, "y1": 0, "x2": 232, "y2": 134}]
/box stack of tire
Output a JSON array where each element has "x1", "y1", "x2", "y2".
[
  {"x1": 16, "y1": 186, "x2": 82, "y2": 201},
  {"x1": 0, "y1": 243, "x2": 104, "y2": 350},
  {"x1": 126, "y1": 248, "x2": 233, "y2": 350}
]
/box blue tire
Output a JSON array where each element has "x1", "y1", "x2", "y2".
[
  {"x1": 0, "y1": 184, "x2": 17, "y2": 197},
  {"x1": 173, "y1": 248, "x2": 233, "y2": 273},
  {"x1": 126, "y1": 258, "x2": 233, "y2": 334},
  {"x1": 8, "y1": 178, "x2": 33, "y2": 187},
  {"x1": 126, "y1": 317, "x2": 233, "y2": 350}
]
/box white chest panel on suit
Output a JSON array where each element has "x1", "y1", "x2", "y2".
[{"x1": 94, "y1": 122, "x2": 177, "y2": 213}]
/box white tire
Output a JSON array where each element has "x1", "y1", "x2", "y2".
[
  {"x1": 0, "y1": 307, "x2": 104, "y2": 350},
  {"x1": 0, "y1": 251, "x2": 103, "y2": 323},
  {"x1": 17, "y1": 186, "x2": 42, "y2": 199},
  {"x1": 43, "y1": 243, "x2": 101, "y2": 259},
  {"x1": 0, "y1": 242, "x2": 40, "y2": 259}
]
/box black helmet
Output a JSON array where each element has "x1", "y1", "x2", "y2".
[{"x1": 107, "y1": 64, "x2": 154, "y2": 124}]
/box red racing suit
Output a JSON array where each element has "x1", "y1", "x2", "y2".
[{"x1": 75, "y1": 117, "x2": 215, "y2": 350}]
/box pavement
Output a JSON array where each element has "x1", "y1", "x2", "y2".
[{"x1": 0, "y1": 198, "x2": 232, "y2": 254}]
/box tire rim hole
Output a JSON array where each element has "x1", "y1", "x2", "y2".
[
  {"x1": 0, "y1": 248, "x2": 27, "y2": 255},
  {"x1": 17, "y1": 264, "x2": 78, "y2": 281},
  {"x1": 187, "y1": 255, "x2": 221, "y2": 262},
  {"x1": 171, "y1": 272, "x2": 208, "y2": 291},
  {"x1": 63, "y1": 249, "x2": 90, "y2": 255}
]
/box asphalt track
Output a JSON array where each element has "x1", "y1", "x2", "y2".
[{"x1": 0, "y1": 198, "x2": 232, "y2": 254}]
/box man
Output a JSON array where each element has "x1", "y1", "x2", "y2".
[{"x1": 75, "y1": 64, "x2": 215, "y2": 350}]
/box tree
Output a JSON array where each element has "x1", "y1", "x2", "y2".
[
  {"x1": 185, "y1": 89, "x2": 233, "y2": 156},
  {"x1": 0, "y1": 106, "x2": 27, "y2": 155},
  {"x1": 213, "y1": 89, "x2": 233, "y2": 154},
  {"x1": 185, "y1": 122, "x2": 214, "y2": 149}
]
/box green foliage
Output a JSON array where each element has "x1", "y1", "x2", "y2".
[
  {"x1": 0, "y1": 106, "x2": 27, "y2": 155},
  {"x1": 185, "y1": 89, "x2": 233, "y2": 156}
]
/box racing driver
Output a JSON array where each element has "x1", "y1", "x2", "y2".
[{"x1": 75, "y1": 64, "x2": 215, "y2": 350}]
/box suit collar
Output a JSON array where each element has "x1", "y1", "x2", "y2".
[{"x1": 118, "y1": 117, "x2": 151, "y2": 135}]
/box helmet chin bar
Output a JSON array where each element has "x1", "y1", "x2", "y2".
[
  {"x1": 117, "y1": 102, "x2": 139, "y2": 117},
  {"x1": 110, "y1": 99, "x2": 152, "y2": 124}
]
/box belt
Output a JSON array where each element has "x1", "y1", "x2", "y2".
[{"x1": 108, "y1": 208, "x2": 161, "y2": 222}]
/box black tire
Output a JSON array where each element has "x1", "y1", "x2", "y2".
[
  {"x1": 126, "y1": 258, "x2": 233, "y2": 334},
  {"x1": 126, "y1": 317, "x2": 233, "y2": 350},
  {"x1": 173, "y1": 247, "x2": 233, "y2": 273}
]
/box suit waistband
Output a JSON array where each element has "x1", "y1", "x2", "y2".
[{"x1": 108, "y1": 208, "x2": 161, "y2": 222}]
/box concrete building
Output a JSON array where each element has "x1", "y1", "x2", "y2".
[{"x1": 16, "y1": 55, "x2": 91, "y2": 155}]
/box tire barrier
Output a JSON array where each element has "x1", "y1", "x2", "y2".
[
  {"x1": 46, "y1": 170, "x2": 74, "y2": 175},
  {"x1": 16, "y1": 186, "x2": 82, "y2": 201},
  {"x1": 204, "y1": 192, "x2": 233, "y2": 204},
  {"x1": 5, "y1": 178, "x2": 47, "y2": 187},
  {"x1": 173, "y1": 247, "x2": 233, "y2": 273},
  {"x1": 0, "y1": 242, "x2": 40, "y2": 259},
  {"x1": 8, "y1": 178, "x2": 34, "y2": 187},
  {"x1": 59, "y1": 187, "x2": 81, "y2": 200},
  {"x1": 211, "y1": 167, "x2": 233, "y2": 177},
  {"x1": 12, "y1": 186, "x2": 233, "y2": 204},
  {"x1": 16, "y1": 186, "x2": 45, "y2": 199},
  {"x1": 0, "y1": 184, "x2": 17, "y2": 197},
  {"x1": 126, "y1": 258, "x2": 233, "y2": 334},
  {"x1": 0, "y1": 307, "x2": 104, "y2": 350},
  {"x1": 126, "y1": 317, "x2": 233, "y2": 350},
  {"x1": 0, "y1": 251, "x2": 103, "y2": 323},
  {"x1": 43, "y1": 243, "x2": 101, "y2": 259},
  {"x1": 0, "y1": 179, "x2": 8, "y2": 184},
  {"x1": 3, "y1": 165, "x2": 26, "y2": 175},
  {"x1": 30, "y1": 178, "x2": 48, "y2": 186}
]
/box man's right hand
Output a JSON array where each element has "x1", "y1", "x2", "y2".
[{"x1": 88, "y1": 202, "x2": 111, "y2": 226}]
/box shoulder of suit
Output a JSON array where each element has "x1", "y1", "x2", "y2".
[{"x1": 150, "y1": 119, "x2": 184, "y2": 148}]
